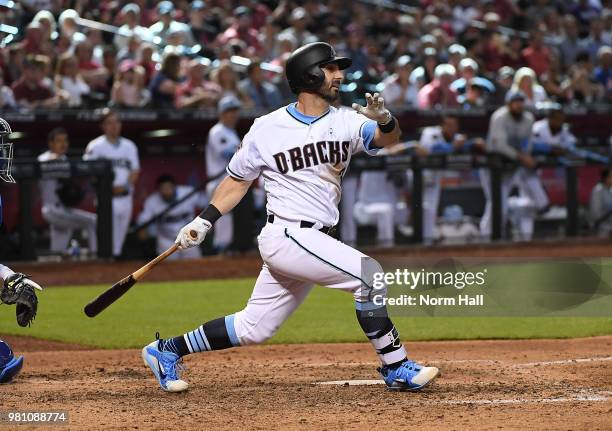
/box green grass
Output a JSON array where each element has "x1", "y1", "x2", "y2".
[{"x1": 0, "y1": 278, "x2": 610, "y2": 349}]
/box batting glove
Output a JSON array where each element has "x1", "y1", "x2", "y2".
[
  {"x1": 175, "y1": 217, "x2": 212, "y2": 249},
  {"x1": 352, "y1": 92, "x2": 392, "y2": 125}
]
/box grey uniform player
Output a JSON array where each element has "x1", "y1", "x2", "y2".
[
  {"x1": 205, "y1": 96, "x2": 242, "y2": 251},
  {"x1": 84, "y1": 109, "x2": 140, "y2": 257},
  {"x1": 38, "y1": 128, "x2": 97, "y2": 254},
  {"x1": 137, "y1": 175, "x2": 202, "y2": 260},
  {"x1": 479, "y1": 90, "x2": 535, "y2": 238},
  {"x1": 142, "y1": 43, "x2": 439, "y2": 393}
]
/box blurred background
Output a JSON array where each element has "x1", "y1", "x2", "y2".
[{"x1": 0, "y1": 0, "x2": 610, "y2": 262}]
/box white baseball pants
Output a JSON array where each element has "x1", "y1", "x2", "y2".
[{"x1": 233, "y1": 220, "x2": 381, "y2": 346}]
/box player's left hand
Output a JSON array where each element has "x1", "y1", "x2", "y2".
[
  {"x1": 352, "y1": 93, "x2": 392, "y2": 125},
  {"x1": 1, "y1": 273, "x2": 41, "y2": 327}
]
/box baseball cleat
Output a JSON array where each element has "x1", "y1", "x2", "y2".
[
  {"x1": 142, "y1": 338, "x2": 188, "y2": 393},
  {"x1": 378, "y1": 360, "x2": 439, "y2": 391}
]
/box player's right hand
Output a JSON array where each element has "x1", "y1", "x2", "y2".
[{"x1": 175, "y1": 217, "x2": 212, "y2": 249}]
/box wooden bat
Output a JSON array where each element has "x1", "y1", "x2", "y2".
[{"x1": 84, "y1": 230, "x2": 197, "y2": 317}]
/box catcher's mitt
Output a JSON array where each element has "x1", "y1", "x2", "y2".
[{"x1": 1, "y1": 273, "x2": 42, "y2": 327}]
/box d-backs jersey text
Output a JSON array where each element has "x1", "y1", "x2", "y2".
[{"x1": 227, "y1": 103, "x2": 378, "y2": 226}]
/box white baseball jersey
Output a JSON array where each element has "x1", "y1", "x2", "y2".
[
  {"x1": 137, "y1": 185, "x2": 201, "y2": 240},
  {"x1": 226, "y1": 103, "x2": 378, "y2": 226},
  {"x1": 206, "y1": 122, "x2": 241, "y2": 178},
  {"x1": 83, "y1": 135, "x2": 140, "y2": 193},
  {"x1": 531, "y1": 119, "x2": 576, "y2": 149},
  {"x1": 37, "y1": 150, "x2": 67, "y2": 207}
]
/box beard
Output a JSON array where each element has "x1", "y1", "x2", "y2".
[{"x1": 315, "y1": 80, "x2": 341, "y2": 102}]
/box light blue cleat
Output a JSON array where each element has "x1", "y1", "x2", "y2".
[
  {"x1": 378, "y1": 360, "x2": 439, "y2": 391},
  {"x1": 141, "y1": 336, "x2": 188, "y2": 393}
]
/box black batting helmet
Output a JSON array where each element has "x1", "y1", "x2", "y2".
[{"x1": 285, "y1": 42, "x2": 351, "y2": 94}]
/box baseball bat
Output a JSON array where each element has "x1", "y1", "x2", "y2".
[{"x1": 83, "y1": 230, "x2": 197, "y2": 317}]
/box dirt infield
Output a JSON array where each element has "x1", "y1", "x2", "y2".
[
  {"x1": 1, "y1": 335, "x2": 610, "y2": 430},
  {"x1": 14, "y1": 238, "x2": 612, "y2": 286}
]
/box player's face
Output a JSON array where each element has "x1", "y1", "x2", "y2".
[
  {"x1": 508, "y1": 100, "x2": 524, "y2": 116},
  {"x1": 442, "y1": 117, "x2": 458, "y2": 137},
  {"x1": 49, "y1": 133, "x2": 69, "y2": 155},
  {"x1": 102, "y1": 114, "x2": 122, "y2": 138},
  {"x1": 159, "y1": 181, "x2": 176, "y2": 201},
  {"x1": 317, "y1": 63, "x2": 344, "y2": 103},
  {"x1": 549, "y1": 111, "x2": 565, "y2": 131}
]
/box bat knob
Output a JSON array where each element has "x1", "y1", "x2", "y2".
[{"x1": 189, "y1": 230, "x2": 198, "y2": 239}]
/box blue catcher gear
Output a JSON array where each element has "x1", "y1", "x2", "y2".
[
  {"x1": 0, "y1": 117, "x2": 14, "y2": 183},
  {"x1": 0, "y1": 339, "x2": 24, "y2": 383}
]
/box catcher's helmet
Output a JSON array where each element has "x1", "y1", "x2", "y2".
[
  {"x1": 0, "y1": 118, "x2": 14, "y2": 183},
  {"x1": 285, "y1": 42, "x2": 351, "y2": 94}
]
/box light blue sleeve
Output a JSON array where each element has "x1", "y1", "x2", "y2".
[{"x1": 360, "y1": 120, "x2": 378, "y2": 155}]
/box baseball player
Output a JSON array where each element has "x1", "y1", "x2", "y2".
[
  {"x1": 507, "y1": 104, "x2": 577, "y2": 240},
  {"x1": 205, "y1": 96, "x2": 242, "y2": 252},
  {"x1": 416, "y1": 116, "x2": 483, "y2": 243},
  {"x1": 137, "y1": 175, "x2": 202, "y2": 260},
  {"x1": 0, "y1": 118, "x2": 43, "y2": 383},
  {"x1": 38, "y1": 127, "x2": 98, "y2": 254},
  {"x1": 142, "y1": 42, "x2": 439, "y2": 393},
  {"x1": 479, "y1": 90, "x2": 535, "y2": 238},
  {"x1": 84, "y1": 109, "x2": 140, "y2": 257}
]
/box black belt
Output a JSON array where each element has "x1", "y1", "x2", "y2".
[{"x1": 267, "y1": 214, "x2": 335, "y2": 235}]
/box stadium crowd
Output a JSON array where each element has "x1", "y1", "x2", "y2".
[{"x1": 0, "y1": 0, "x2": 609, "y2": 111}]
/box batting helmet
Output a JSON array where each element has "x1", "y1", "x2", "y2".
[
  {"x1": 285, "y1": 42, "x2": 351, "y2": 94},
  {"x1": 0, "y1": 117, "x2": 14, "y2": 183}
]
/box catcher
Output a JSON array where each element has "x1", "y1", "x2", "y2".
[{"x1": 0, "y1": 117, "x2": 43, "y2": 383}]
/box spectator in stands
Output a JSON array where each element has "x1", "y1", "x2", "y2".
[
  {"x1": 500, "y1": 34, "x2": 525, "y2": 70},
  {"x1": 238, "y1": 59, "x2": 282, "y2": 109},
  {"x1": 137, "y1": 174, "x2": 202, "y2": 260},
  {"x1": 5, "y1": 45, "x2": 24, "y2": 86},
  {"x1": 417, "y1": 64, "x2": 459, "y2": 109},
  {"x1": 410, "y1": 48, "x2": 439, "y2": 88},
  {"x1": 510, "y1": 67, "x2": 548, "y2": 108},
  {"x1": 111, "y1": 60, "x2": 146, "y2": 108},
  {"x1": 22, "y1": 22, "x2": 47, "y2": 56},
  {"x1": 38, "y1": 128, "x2": 97, "y2": 254},
  {"x1": 594, "y1": 46, "x2": 612, "y2": 102},
  {"x1": 451, "y1": 58, "x2": 495, "y2": 96},
  {"x1": 55, "y1": 52, "x2": 90, "y2": 107},
  {"x1": 521, "y1": 29, "x2": 552, "y2": 76},
  {"x1": 344, "y1": 26, "x2": 368, "y2": 74},
  {"x1": 137, "y1": 43, "x2": 157, "y2": 86},
  {"x1": 479, "y1": 90, "x2": 535, "y2": 238},
  {"x1": 559, "y1": 15, "x2": 583, "y2": 69},
  {"x1": 117, "y1": 34, "x2": 142, "y2": 62},
  {"x1": 381, "y1": 55, "x2": 418, "y2": 107},
  {"x1": 583, "y1": 17, "x2": 611, "y2": 63},
  {"x1": 75, "y1": 41, "x2": 108, "y2": 92},
  {"x1": 278, "y1": 7, "x2": 316, "y2": 48},
  {"x1": 12, "y1": 55, "x2": 64, "y2": 108},
  {"x1": 589, "y1": 167, "x2": 612, "y2": 237},
  {"x1": 84, "y1": 109, "x2": 140, "y2": 258},
  {"x1": 492, "y1": 66, "x2": 514, "y2": 105},
  {"x1": 31, "y1": 10, "x2": 56, "y2": 45},
  {"x1": 149, "y1": 1, "x2": 195, "y2": 49},
  {"x1": 206, "y1": 96, "x2": 242, "y2": 252},
  {"x1": 217, "y1": 6, "x2": 262, "y2": 56},
  {"x1": 175, "y1": 58, "x2": 220, "y2": 109},
  {"x1": 58, "y1": 9, "x2": 85, "y2": 46},
  {"x1": 447, "y1": 44, "x2": 467, "y2": 71},
  {"x1": 149, "y1": 50, "x2": 183, "y2": 108},
  {"x1": 562, "y1": 52, "x2": 604, "y2": 104},
  {"x1": 114, "y1": 3, "x2": 149, "y2": 52},
  {"x1": 0, "y1": 69, "x2": 16, "y2": 109},
  {"x1": 211, "y1": 60, "x2": 252, "y2": 106}
]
